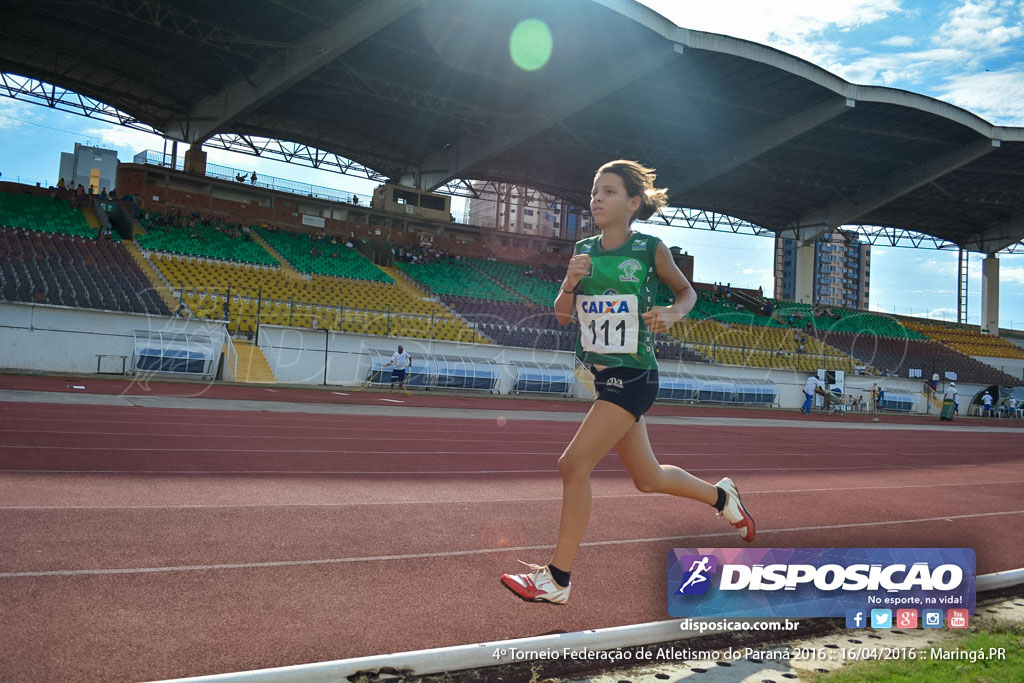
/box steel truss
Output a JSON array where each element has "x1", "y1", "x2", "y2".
[
  {"x1": 0, "y1": 73, "x2": 161, "y2": 134},
  {"x1": 204, "y1": 134, "x2": 390, "y2": 182},
  {"x1": 2, "y1": 74, "x2": 1020, "y2": 254},
  {"x1": 70, "y1": 0, "x2": 306, "y2": 60}
]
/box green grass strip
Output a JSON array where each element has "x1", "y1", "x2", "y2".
[{"x1": 807, "y1": 621, "x2": 1023, "y2": 682}]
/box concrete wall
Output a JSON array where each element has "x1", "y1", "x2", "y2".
[
  {"x1": 0, "y1": 301, "x2": 228, "y2": 376},
  {"x1": 257, "y1": 325, "x2": 954, "y2": 413},
  {"x1": 2, "y1": 303, "x2": 992, "y2": 414}
]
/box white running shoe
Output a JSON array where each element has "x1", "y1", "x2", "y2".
[
  {"x1": 716, "y1": 477, "x2": 755, "y2": 543},
  {"x1": 501, "y1": 561, "x2": 571, "y2": 604}
]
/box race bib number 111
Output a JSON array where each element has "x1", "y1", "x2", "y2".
[{"x1": 577, "y1": 294, "x2": 639, "y2": 354}]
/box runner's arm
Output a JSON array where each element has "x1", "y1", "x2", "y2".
[{"x1": 641, "y1": 242, "x2": 697, "y2": 333}]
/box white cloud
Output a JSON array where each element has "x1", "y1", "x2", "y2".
[
  {"x1": 925, "y1": 307, "x2": 958, "y2": 320},
  {"x1": 1000, "y1": 265, "x2": 1024, "y2": 284},
  {"x1": 934, "y1": 69, "x2": 1024, "y2": 125},
  {"x1": 741, "y1": 267, "x2": 772, "y2": 276},
  {"x1": 0, "y1": 98, "x2": 42, "y2": 130},
  {"x1": 832, "y1": 47, "x2": 970, "y2": 85},
  {"x1": 640, "y1": 0, "x2": 903, "y2": 65},
  {"x1": 934, "y1": 0, "x2": 1024, "y2": 50},
  {"x1": 82, "y1": 125, "x2": 164, "y2": 157},
  {"x1": 880, "y1": 35, "x2": 916, "y2": 46}
]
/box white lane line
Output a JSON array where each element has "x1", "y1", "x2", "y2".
[
  {"x1": 0, "y1": 429, "x2": 572, "y2": 442},
  {"x1": 1, "y1": 509, "x2": 1021, "y2": 579},
  {"x1": 1, "y1": 463, "x2": 1011, "y2": 476},
  {"x1": 4, "y1": 444, "x2": 1017, "y2": 468},
  {"x1": 2, "y1": 480, "x2": 1022, "y2": 510}
]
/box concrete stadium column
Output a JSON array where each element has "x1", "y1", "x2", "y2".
[
  {"x1": 981, "y1": 254, "x2": 999, "y2": 335},
  {"x1": 794, "y1": 241, "x2": 816, "y2": 304},
  {"x1": 184, "y1": 143, "x2": 207, "y2": 176}
]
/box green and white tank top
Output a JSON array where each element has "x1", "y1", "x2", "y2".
[{"x1": 573, "y1": 231, "x2": 660, "y2": 370}]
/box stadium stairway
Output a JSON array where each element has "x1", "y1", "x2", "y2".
[
  {"x1": 123, "y1": 242, "x2": 180, "y2": 314},
  {"x1": 250, "y1": 231, "x2": 309, "y2": 283},
  {"x1": 378, "y1": 264, "x2": 432, "y2": 298},
  {"x1": 466, "y1": 260, "x2": 531, "y2": 303},
  {"x1": 379, "y1": 265, "x2": 494, "y2": 343},
  {"x1": 82, "y1": 207, "x2": 101, "y2": 232},
  {"x1": 231, "y1": 340, "x2": 277, "y2": 383}
]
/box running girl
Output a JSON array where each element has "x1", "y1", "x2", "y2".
[{"x1": 501, "y1": 160, "x2": 755, "y2": 605}]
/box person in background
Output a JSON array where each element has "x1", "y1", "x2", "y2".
[
  {"x1": 382, "y1": 344, "x2": 412, "y2": 392},
  {"x1": 802, "y1": 374, "x2": 823, "y2": 416}
]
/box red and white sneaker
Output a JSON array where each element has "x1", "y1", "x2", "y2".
[
  {"x1": 500, "y1": 561, "x2": 571, "y2": 604},
  {"x1": 716, "y1": 477, "x2": 755, "y2": 543}
]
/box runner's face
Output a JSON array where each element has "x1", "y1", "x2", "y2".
[{"x1": 590, "y1": 172, "x2": 640, "y2": 229}]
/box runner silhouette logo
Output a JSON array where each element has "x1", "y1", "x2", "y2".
[{"x1": 677, "y1": 555, "x2": 718, "y2": 595}]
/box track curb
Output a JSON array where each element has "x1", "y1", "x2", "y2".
[{"x1": 155, "y1": 568, "x2": 1024, "y2": 682}]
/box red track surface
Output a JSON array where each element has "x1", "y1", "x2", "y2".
[{"x1": 1, "y1": 377, "x2": 1023, "y2": 682}]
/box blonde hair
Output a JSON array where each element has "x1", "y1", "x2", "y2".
[{"x1": 595, "y1": 160, "x2": 669, "y2": 222}]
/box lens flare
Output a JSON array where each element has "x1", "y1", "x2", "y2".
[{"x1": 509, "y1": 19, "x2": 553, "y2": 72}]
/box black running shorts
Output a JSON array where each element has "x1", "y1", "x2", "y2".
[{"x1": 592, "y1": 366, "x2": 659, "y2": 421}]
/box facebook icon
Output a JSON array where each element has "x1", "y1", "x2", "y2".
[{"x1": 845, "y1": 609, "x2": 866, "y2": 629}]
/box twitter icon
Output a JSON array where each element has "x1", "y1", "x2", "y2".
[{"x1": 870, "y1": 609, "x2": 892, "y2": 629}]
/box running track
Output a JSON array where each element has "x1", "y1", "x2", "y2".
[{"x1": 1, "y1": 377, "x2": 1022, "y2": 682}]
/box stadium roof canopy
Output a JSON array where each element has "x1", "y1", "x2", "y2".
[{"x1": 2, "y1": 0, "x2": 1023, "y2": 253}]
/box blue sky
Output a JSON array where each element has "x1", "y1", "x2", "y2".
[
  {"x1": 1, "y1": 0, "x2": 1023, "y2": 329},
  {"x1": 636, "y1": 0, "x2": 1024, "y2": 328}
]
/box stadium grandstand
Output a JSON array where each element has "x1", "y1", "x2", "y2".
[
  {"x1": 3, "y1": 170, "x2": 1022, "y2": 391},
  {"x1": 1, "y1": 0, "x2": 1023, "y2": 398}
]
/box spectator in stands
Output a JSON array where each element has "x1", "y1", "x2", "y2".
[
  {"x1": 500, "y1": 160, "x2": 753, "y2": 607},
  {"x1": 250, "y1": 171, "x2": 258, "y2": 184},
  {"x1": 982, "y1": 390, "x2": 994, "y2": 416},
  {"x1": 802, "y1": 374, "x2": 823, "y2": 415},
  {"x1": 57, "y1": 177, "x2": 66, "y2": 189},
  {"x1": 236, "y1": 173, "x2": 247, "y2": 183},
  {"x1": 382, "y1": 344, "x2": 412, "y2": 392}
]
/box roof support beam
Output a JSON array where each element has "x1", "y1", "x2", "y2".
[
  {"x1": 668, "y1": 96, "x2": 855, "y2": 200},
  {"x1": 960, "y1": 213, "x2": 1024, "y2": 254},
  {"x1": 775, "y1": 224, "x2": 832, "y2": 244},
  {"x1": 784, "y1": 137, "x2": 1001, "y2": 235},
  {"x1": 167, "y1": 0, "x2": 423, "y2": 143},
  {"x1": 399, "y1": 44, "x2": 679, "y2": 191}
]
